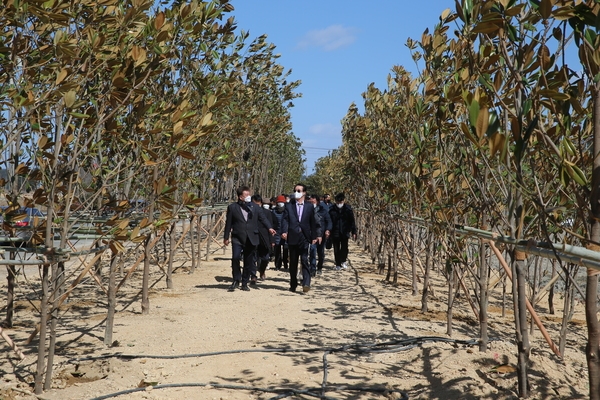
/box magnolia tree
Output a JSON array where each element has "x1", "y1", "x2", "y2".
[
  {"x1": 0, "y1": 0, "x2": 303, "y2": 393},
  {"x1": 310, "y1": 0, "x2": 600, "y2": 398}
]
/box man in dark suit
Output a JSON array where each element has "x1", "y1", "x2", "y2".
[
  {"x1": 281, "y1": 183, "x2": 321, "y2": 293},
  {"x1": 223, "y1": 186, "x2": 275, "y2": 292}
]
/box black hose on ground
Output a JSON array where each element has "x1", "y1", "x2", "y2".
[
  {"x1": 71, "y1": 336, "x2": 493, "y2": 363},
  {"x1": 77, "y1": 336, "x2": 493, "y2": 400},
  {"x1": 88, "y1": 382, "x2": 335, "y2": 400},
  {"x1": 88, "y1": 382, "x2": 408, "y2": 400}
]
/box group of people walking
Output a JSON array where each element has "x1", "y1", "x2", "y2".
[{"x1": 222, "y1": 184, "x2": 356, "y2": 293}]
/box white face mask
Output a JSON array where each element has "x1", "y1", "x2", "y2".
[
  {"x1": 336, "y1": 203, "x2": 343, "y2": 208},
  {"x1": 277, "y1": 202, "x2": 284, "y2": 207},
  {"x1": 285, "y1": 199, "x2": 290, "y2": 203},
  {"x1": 244, "y1": 196, "x2": 251, "y2": 203},
  {"x1": 313, "y1": 203, "x2": 318, "y2": 208},
  {"x1": 262, "y1": 204, "x2": 270, "y2": 210},
  {"x1": 294, "y1": 191, "x2": 303, "y2": 199}
]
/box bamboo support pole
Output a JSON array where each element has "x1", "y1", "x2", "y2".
[
  {"x1": 488, "y1": 240, "x2": 562, "y2": 358},
  {"x1": 205, "y1": 214, "x2": 213, "y2": 261},
  {"x1": 66, "y1": 240, "x2": 108, "y2": 296},
  {"x1": 0, "y1": 326, "x2": 25, "y2": 361},
  {"x1": 455, "y1": 268, "x2": 480, "y2": 320},
  {"x1": 116, "y1": 230, "x2": 165, "y2": 292},
  {"x1": 171, "y1": 220, "x2": 191, "y2": 253}
]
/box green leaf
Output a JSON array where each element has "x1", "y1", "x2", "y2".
[
  {"x1": 68, "y1": 112, "x2": 90, "y2": 119},
  {"x1": 469, "y1": 99, "x2": 479, "y2": 127},
  {"x1": 584, "y1": 28, "x2": 597, "y2": 47},
  {"x1": 522, "y1": 99, "x2": 532, "y2": 116},
  {"x1": 412, "y1": 132, "x2": 421, "y2": 149},
  {"x1": 568, "y1": 164, "x2": 587, "y2": 186},
  {"x1": 506, "y1": 23, "x2": 518, "y2": 41}
]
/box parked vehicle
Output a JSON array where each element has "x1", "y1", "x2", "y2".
[{"x1": 0, "y1": 206, "x2": 44, "y2": 246}]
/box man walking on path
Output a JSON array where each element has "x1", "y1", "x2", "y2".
[
  {"x1": 281, "y1": 184, "x2": 321, "y2": 293},
  {"x1": 272, "y1": 195, "x2": 288, "y2": 270},
  {"x1": 223, "y1": 186, "x2": 275, "y2": 292},
  {"x1": 252, "y1": 194, "x2": 277, "y2": 281},
  {"x1": 329, "y1": 192, "x2": 357, "y2": 270},
  {"x1": 308, "y1": 194, "x2": 331, "y2": 276}
]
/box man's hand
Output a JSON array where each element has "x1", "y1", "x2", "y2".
[
  {"x1": 317, "y1": 237, "x2": 322, "y2": 244},
  {"x1": 352, "y1": 234, "x2": 357, "y2": 241},
  {"x1": 281, "y1": 233, "x2": 288, "y2": 240},
  {"x1": 223, "y1": 239, "x2": 229, "y2": 246},
  {"x1": 269, "y1": 228, "x2": 276, "y2": 235},
  {"x1": 325, "y1": 230, "x2": 330, "y2": 238}
]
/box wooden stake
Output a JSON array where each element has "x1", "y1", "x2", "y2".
[{"x1": 488, "y1": 240, "x2": 562, "y2": 358}]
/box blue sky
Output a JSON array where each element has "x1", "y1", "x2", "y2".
[{"x1": 230, "y1": 1, "x2": 454, "y2": 174}]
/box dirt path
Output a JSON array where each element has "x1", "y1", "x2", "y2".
[{"x1": 0, "y1": 243, "x2": 590, "y2": 399}]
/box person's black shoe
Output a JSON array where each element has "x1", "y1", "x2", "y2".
[
  {"x1": 289, "y1": 287, "x2": 296, "y2": 293},
  {"x1": 227, "y1": 281, "x2": 239, "y2": 292},
  {"x1": 241, "y1": 284, "x2": 250, "y2": 291}
]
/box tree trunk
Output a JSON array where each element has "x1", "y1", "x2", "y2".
[
  {"x1": 34, "y1": 264, "x2": 49, "y2": 394},
  {"x1": 44, "y1": 261, "x2": 64, "y2": 391},
  {"x1": 104, "y1": 250, "x2": 118, "y2": 346},
  {"x1": 514, "y1": 256, "x2": 531, "y2": 397},
  {"x1": 587, "y1": 80, "x2": 600, "y2": 400},
  {"x1": 421, "y1": 231, "x2": 433, "y2": 313},
  {"x1": 189, "y1": 215, "x2": 197, "y2": 274},
  {"x1": 142, "y1": 166, "x2": 158, "y2": 315},
  {"x1": 411, "y1": 225, "x2": 418, "y2": 296},
  {"x1": 197, "y1": 214, "x2": 203, "y2": 266},
  {"x1": 530, "y1": 257, "x2": 540, "y2": 335},
  {"x1": 392, "y1": 235, "x2": 398, "y2": 284},
  {"x1": 559, "y1": 265, "x2": 575, "y2": 357},
  {"x1": 166, "y1": 221, "x2": 175, "y2": 289},
  {"x1": 205, "y1": 213, "x2": 213, "y2": 261},
  {"x1": 548, "y1": 260, "x2": 556, "y2": 315},
  {"x1": 446, "y1": 258, "x2": 454, "y2": 337},
  {"x1": 4, "y1": 260, "x2": 16, "y2": 327},
  {"x1": 479, "y1": 238, "x2": 489, "y2": 352}
]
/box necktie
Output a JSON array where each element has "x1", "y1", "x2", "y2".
[
  {"x1": 238, "y1": 201, "x2": 252, "y2": 220},
  {"x1": 297, "y1": 203, "x2": 303, "y2": 216}
]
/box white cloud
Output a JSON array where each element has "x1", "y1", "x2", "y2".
[
  {"x1": 308, "y1": 123, "x2": 339, "y2": 136},
  {"x1": 297, "y1": 25, "x2": 357, "y2": 51}
]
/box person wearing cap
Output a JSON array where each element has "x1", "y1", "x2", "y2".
[
  {"x1": 280, "y1": 183, "x2": 321, "y2": 293},
  {"x1": 272, "y1": 195, "x2": 288, "y2": 270}
]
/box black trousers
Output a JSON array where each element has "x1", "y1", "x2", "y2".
[
  {"x1": 274, "y1": 241, "x2": 288, "y2": 268},
  {"x1": 231, "y1": 238, "x2": 257, "y2": 285},
  {"x1": 257, "y1": 244, "x2": 270, "y2": 275},
  {"x1": 332, "y1": 236, "x2": 349, "y2": 267},
  {"x1": 288, "y1": 238, "x2": 310, "y2": 290},
  {"x1": 316, "y1": 240, "x2": 326, "y2": 270}
]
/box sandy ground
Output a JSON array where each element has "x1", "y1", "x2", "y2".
[{"x1": 0, "y1": 241, "x2": 591, "y2": 400}]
